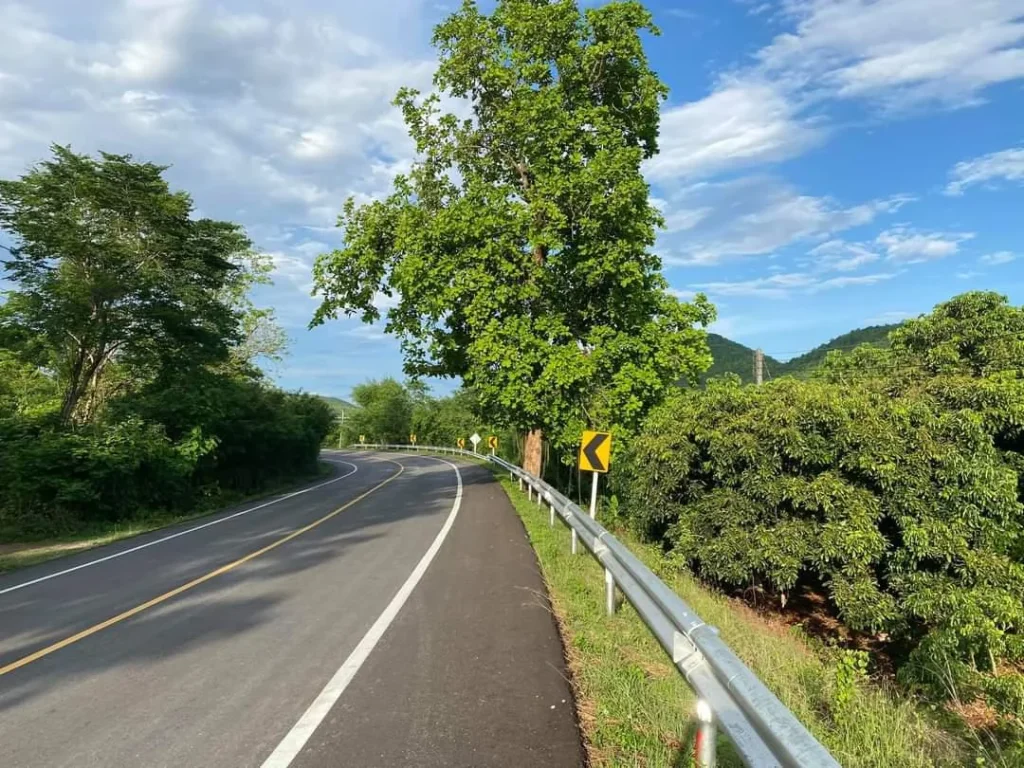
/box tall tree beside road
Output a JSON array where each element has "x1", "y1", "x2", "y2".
[
  {"x1": 312, "y1": 0, "x2": 714, "y2": 474},
  {"x1": 0, "y1": 146, "x2": 248, "y2": 426}
]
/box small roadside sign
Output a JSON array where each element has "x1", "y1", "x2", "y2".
[
  {"x1": 470, "y1": 433, "x2": 482, "y2": 453},
  {"x1": 457, "y1": 438, "x2": 465, "y2": 449},
  {"x1": 410, "y1": 434, "x2": 417, "y2": 444},
  {"x1": 579, "y1": 431, "x2": 612, "y2": 474},
  {"x1": 359, "y1": 434, "x2": 366, "y2": 444},
  {"x1": 488, "y1": 436, "x2": 498, "y2": 450}
]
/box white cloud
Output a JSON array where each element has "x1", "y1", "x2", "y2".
[
  {"x1": 945, "y1": 146, "x2": 1024, "y2": 195},
  {"x1": 808, "y1": 239, "x2": 880, "y2": 271},
  {"x1": 658, "y1": 177, "x2": 911, "y2": 265},
  {"x1": 760, "y1": 0, "x2": 1024, "y2": 108},
  {"x1": 875, "y1": 227, "x2": 974, "y2": 263},
  {"x1": 980, "y1": 250, "x2": 1019, "y2": 265},
  {"x1": 646, "y1": 81, "x2": 822, "y2": 182},
  {"x1": 691, "y1": 270, "x2": 897, "y2": 299}
]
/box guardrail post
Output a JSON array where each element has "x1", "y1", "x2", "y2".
[
  {"x1": 549, "y1": 503, "x2": 555, "y2": 527},
  {"x1": 571, "y1": 528, "x2": 578, "y2": 555},
  {"x1": 694, "y1": 700, "x2": 717, "y2": 767},
  {"x1": 605, "y1": 568, "x2": 616, "y2": 616},
  {"x1": 518, "y1": 477, "x2": 523, "y2": 491},
  {"x1": 528, "y1": 485, "x2": 533, "y2": 501}
]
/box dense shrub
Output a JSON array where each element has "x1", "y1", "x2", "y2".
[
  {"x1": 0, "y1": 377, "x2": 335, "y2": 538},
  {"x1": 616, "y1": 292, "x2": 1024, "y2": 734}
]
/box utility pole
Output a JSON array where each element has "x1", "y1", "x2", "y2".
[{"x1": 754, "y1": 349, "x2": 764, "y2": 386}]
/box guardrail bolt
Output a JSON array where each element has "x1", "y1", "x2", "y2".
[{"x1": 694, "y1": 700, "x2": 717, "y2": 767}]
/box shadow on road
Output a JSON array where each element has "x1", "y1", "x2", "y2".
[{"x1": 0, "y1": 453, "x2": 482, "y2": 713}]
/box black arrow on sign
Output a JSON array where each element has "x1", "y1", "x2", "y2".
[{"x1": 582, "y1": 433, "x2": 609, "y2": 472}]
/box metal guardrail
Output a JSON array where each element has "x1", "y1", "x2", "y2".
[{"x1": 350, "y1": 443, "x2": 840, "y2": 768}]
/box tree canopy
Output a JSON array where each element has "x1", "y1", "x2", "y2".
[
  {"x1": 0, "y1": 145, "x2": 251, "y2": 426},
  {"x1": 312, "y1": 0, "x2": 713, "y2": 472}
]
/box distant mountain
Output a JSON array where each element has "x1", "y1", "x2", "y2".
[
  {"x1": 777, "y1": 324, "x2": 899, "y2": 378},
  {"x1": 702, "y1": 334, "x2": 783, "y2": 384},
  {"x1": 701, "y1": 324, "x2": 901, "y2": 383},
  {"x1": 317, "y1": 395, "x2": 358, "y2": 415}
]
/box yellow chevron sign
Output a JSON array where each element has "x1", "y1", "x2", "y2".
[{"x1": 579, "y1": 431, "x2": 612, "y2": 473}]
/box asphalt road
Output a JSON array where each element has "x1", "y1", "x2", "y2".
[{"x1": 0, "y1": 451, "x2": 583, "y2": 768}]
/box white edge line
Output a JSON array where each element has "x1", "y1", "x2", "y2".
[
  {"x1": 0, "y1": 459, "x2": 360, "y2": 597},
  {"x1": 260, "y1": 455, "x2": 464, "y2": 768}
]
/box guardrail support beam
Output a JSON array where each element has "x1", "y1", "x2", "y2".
[
  {"x1": 571, "y1": 528, "x2": 578, "y2": 555},
  {"x1": 549, "y1": 504, "x2": 555, "y2": 527},
  {"x1": 605, "y1": 568, "x2": 616, "y2": 616},
  {"x1": 695, "y1": 700, "x2": 717, "y2": 767}
]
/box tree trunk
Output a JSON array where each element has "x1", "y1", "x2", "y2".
[{"x1": 523, "y1": 428, "x2": 543, "y2": 477}]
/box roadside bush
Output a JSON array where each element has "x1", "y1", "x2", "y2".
[
  {"x1": 616, "y1": 292, "x2": 1024, "y2": 737},
  {"x1": 0, "y1": 417, "x2": 199, "y2": 536},
  {"x1": 0, "y1": 375, "x2": 335, "y2": 539}
]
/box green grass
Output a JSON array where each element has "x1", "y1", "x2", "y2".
[
  {"x1": 495, "y1": 470, "x2": 968, "y2": 768},
  {"x1": 0, "y1": 463, "x2": 333, "y2": 574}
]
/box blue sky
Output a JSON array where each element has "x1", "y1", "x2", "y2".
[{"x1": 1, "y1": 0, "x2": 1023, "y2": 398}]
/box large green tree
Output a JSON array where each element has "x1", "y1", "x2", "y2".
[
  {"x1": 0, "y1": 146, "x2": 249, "y2": 426},
  {"x1": 312, "y1": 0, "x2": 713, "y2": 473}
]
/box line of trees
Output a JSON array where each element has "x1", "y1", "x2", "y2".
[
  {"x1": 0, "y1": 146, "x2": 334, "y2": 539},
  {"x1": 616, "y1": 292, "x2": 1024, "y2": 754},
  {"x1": 326, "y1": 378, "x2": 516, "y2": 455}
]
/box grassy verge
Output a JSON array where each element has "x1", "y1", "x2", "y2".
[
  {"x1": 0, "y1": 463, "x2": 333, "y2": 574},
  {"x1": 495, "y1": 470, "x2": 967, "y2": 768}
]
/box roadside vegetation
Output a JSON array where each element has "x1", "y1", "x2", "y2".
[
  {"x1": 0, "y1": 147, "x2": 334, "y2": 554},
  {"x1": 500, "y1": 469, "x2": 964, "y2": 768},
  {"x1": 616, "y1": 292, "x2": 1024, "y2": 762}
]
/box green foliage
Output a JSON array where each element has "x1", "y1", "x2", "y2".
[
  {"x1": 0, "y1": 146, "x2": 328, "y2": 542},
  {"x1": 334, "y1": 378, "x2": 499, "y2": 450},
  {"x1": 618, "y1": 292, "x2": 1024, "y2": 739},
  {"x1": 343, "y1": 378, "x2": 415, "y2": 444},
  {"x1": 312, "y1": 0, "x2": 713, "y2": 458},
  {"x1": 0, "y1": 145, "x2": 248, "y2": 426},
  {"x1": 832, "y1": 649, "x2": 870, "y2": 725}
]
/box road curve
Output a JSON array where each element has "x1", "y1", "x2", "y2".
[{"x1": 0, "y1": 451, "x2": 583, "y2": 768}]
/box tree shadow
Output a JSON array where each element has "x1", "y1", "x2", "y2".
[{"x1": 0, "y1": 454, "x2": 479, "y2": 713}]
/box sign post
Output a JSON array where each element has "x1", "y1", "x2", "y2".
[
  {"x1": 578, "y1": 430, "x2": 612, "y2": 518},
  {"x1": 487, "y1": 435, "x2": 498, "y2": 456},
  {"x1": 579, "y1": 430, "x2": 614, "y2": 611},
  {"x1": 469, "y1": 432, "x2": 481, "y2": 454}
]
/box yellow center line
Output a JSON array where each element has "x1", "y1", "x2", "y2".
[{"x1": 0, "y1": 460, "x2": 405, "y2": 678}]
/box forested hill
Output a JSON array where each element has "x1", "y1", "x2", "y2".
[
  {"x1": 777, "y1": 323, "x2": 900, "y2": 377},
  {"x1": 703, "y1": 334, "x2": 783, "y2": 384},
  {"x1": 704, "y1": 323, "x2": 901, "y2": 381}
]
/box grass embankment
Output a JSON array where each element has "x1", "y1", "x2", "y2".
[
  {"x1": 495, "y1": 471, "x2": 966, "y2": 768},
  {"x1": 0, "y1": 463, "x2": 334, "y2": 574}
]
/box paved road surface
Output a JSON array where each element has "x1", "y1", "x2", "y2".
[{"x1": 0, "y1": 451, "x2": 584, "y2": 768}]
